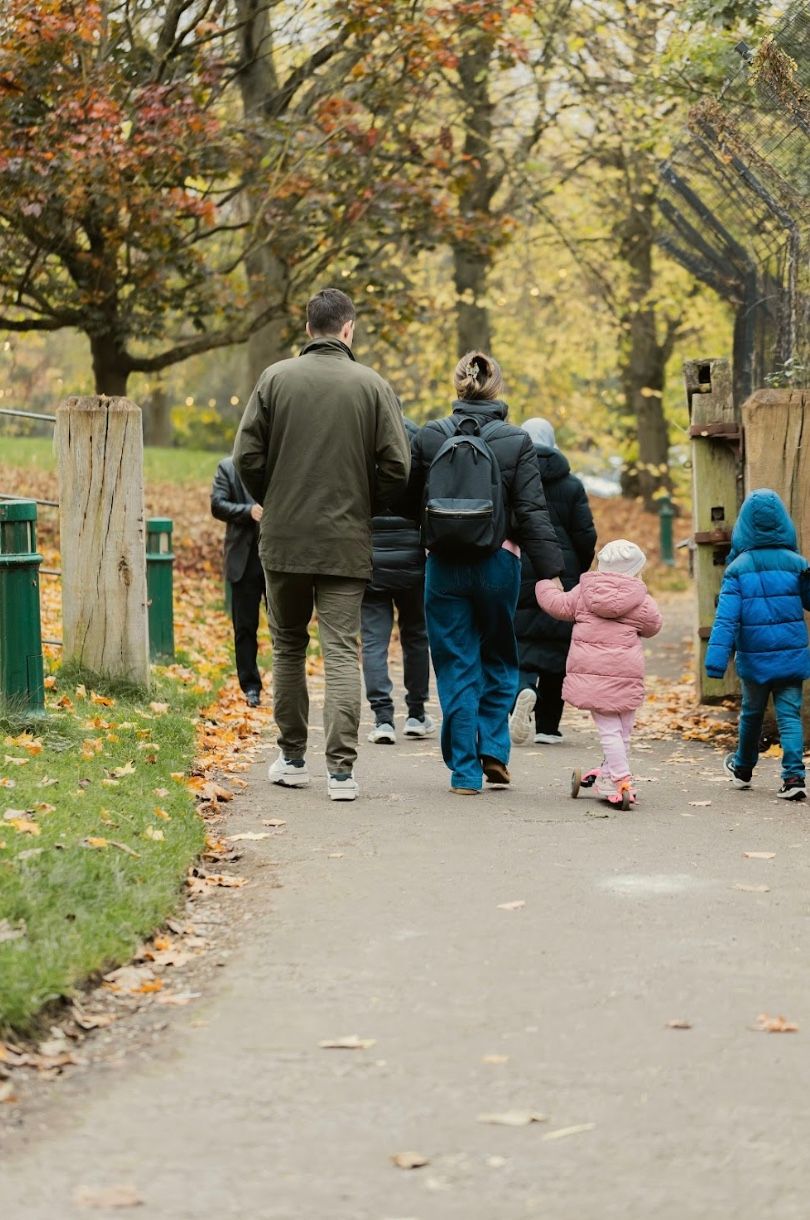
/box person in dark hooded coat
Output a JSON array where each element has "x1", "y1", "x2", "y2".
[{"x1": 509, "y1": 417, "x2": 596, "y2": 746}]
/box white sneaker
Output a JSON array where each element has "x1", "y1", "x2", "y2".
[
  {"x1": 404, "y1": 714, "x2": 436, "y2": 738},
  {"x1": 534, "y1": 730, "x2": 563, "y2": 744},
  {"x1": 368, "y1": 722, "x2": 396, "y2": 744},
  {"x1": 268, "y1": 752, "x2": 310, "y2": 788},
  {"x1": 509, "y1": 688, "x2": 536, "y2": 745},
  {"x1": 328, "y1": 773, "x2": 359, "y2": 801}
]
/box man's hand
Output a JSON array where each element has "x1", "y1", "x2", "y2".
[{"x1": 249, "y1": 504, "x2": 263, "y2": 522}]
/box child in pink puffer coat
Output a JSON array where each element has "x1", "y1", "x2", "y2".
[{"x1": 535, "y1": 539, "x2": 662, "y2": 803}]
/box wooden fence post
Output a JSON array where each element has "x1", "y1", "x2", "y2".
[
  {"x1": 743, "y1": 387, "x2": 810, "y2": 742},
  {"x1": 742, "y1": 388, "x2": 810, "y2": 548},
  {"x1": 55, "y1": 396, "x2": 150, "y2": 687},
  {"x1": 683, "y1": 358, "x2": 741, "y2": 702}
]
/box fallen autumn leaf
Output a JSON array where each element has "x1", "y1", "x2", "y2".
[
  {"x1": 755, "y1": 1013, "x2": 798, "y2": 1033},
  {"x1": 477, "y1": 1110, "x2": 546, "y2": 1126},
  {"x1": 542, "y1": 1123, "x2": 596, "y2": 1141},
  {"x1": 73, "y1": 1184, "x2": 143, "y2": 1209},
  {"x1": 318, "y1": 1035, "x2": 376, "y2": 1050},
  {"x1": 391, "y1": 1152, "x2": 430, "y2": 1170}
]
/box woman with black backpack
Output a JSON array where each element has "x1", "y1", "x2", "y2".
[{"x1": 409, "y1": 352, "x2": 563, "y2": 795}]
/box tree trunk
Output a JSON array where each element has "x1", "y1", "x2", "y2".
[
  {"x1": 452, "y1": 29, "x2": 498, "y2": 357},
  {"x1": 90, "y1": 331, "x2": 130, "y2": 397},
  {"x1": 235, "y1": 0, "x2": 295, "y2": 391},
  {"x1": 244, "y1": 244, "x2": 293, "y2": 387},
  {"x1": 143, "y1": 382, "x2": 173, "y2": 448},
  {"x1": 615, "y1": 186, "x2": 670, "y2": 510},
  {"x1": 454, "y1": 243, "x2": 493, "y2": 356}
]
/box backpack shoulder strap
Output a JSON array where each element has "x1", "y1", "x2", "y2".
[{"x1": 479, "y1": 420, "x2": 508, "y2": 444}]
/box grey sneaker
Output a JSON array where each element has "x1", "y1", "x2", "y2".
[
  {"x1": 723, "y1": 752, "x2": 751, "y2": 789},
  {"x1": 534, "y1": 730, "x2": 563, "y2": 744},
  {"x1": 268, "y1": 752, "x2": 310, "y2": 788},
  {"x1": 368, "y1": 722, "x2": 396, "y2": 744},
  {"x1": 328, "y1": 772, "x2": 359, "y2": 801},
  {"x1": 509, "y1": 688, "x2": 536, "y2": 745},
  {"x1": 404, "y1": 715, "x2": 436, "y2": 738}
]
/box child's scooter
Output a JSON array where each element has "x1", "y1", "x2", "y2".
[{"x1": 570, "y1": 768, "x2": 635, "y2": 811}]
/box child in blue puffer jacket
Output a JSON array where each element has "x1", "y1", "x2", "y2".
[{"x1": 706, "y1": 489, "x2": 810, "y2": 801}]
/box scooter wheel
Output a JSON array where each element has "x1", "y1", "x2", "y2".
[
  {"x1": 621, "y1": 789, "x2": 631, "y2": 811},
  {"x1": 570, "y1": 769, "x2": 581, "y2": 798}
]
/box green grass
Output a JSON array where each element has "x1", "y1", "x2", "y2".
[
  {"x1": 0, "y1": 436, "x2": 218, "y2": 486},
  {"x1": 0, "y1": 672, "x2": 209, "y2": 1033}
]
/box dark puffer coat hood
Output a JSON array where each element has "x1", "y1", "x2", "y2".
[{"x1": 515, "y1": 444, "x2": 597, "y2": 673}]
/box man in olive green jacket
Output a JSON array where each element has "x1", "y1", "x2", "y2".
[{"x1": 233, "y1": 288, "x2": 411, "y2": 802}]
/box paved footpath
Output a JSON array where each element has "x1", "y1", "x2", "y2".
[{"x1": 3, "y1": 595, "x2": 810, "y2": 1220}]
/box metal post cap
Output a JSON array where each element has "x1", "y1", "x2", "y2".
[{"x1": 0, "y1": 499, "x2": 38, "y2": 522}]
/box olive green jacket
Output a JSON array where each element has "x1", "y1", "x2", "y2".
[{"x1": 233, "y1": 338, "x2": 411, "y2": 579}]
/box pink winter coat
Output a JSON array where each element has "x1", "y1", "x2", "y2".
[{"x1": 535, "y1": 572, "x2": 663, "y2": 713}]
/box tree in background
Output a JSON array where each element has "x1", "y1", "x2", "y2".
[
  {"x1": 432, "y1": 1, "x2": 574, "y2": 356},
  {"x1": 534, "y1": 0, "x2": 774, "y2": 507},
  {"x1": 0, "y1": 0, "x2": 455, "y2": 396}
]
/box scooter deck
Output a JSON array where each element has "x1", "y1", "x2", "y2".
[{"x1": 570, "y1": 768, "x2": 633, "y2": 811}]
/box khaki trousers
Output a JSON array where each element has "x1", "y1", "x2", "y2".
[{"x1": 266, "y1": 571, "x2": 367, "y2": 774}]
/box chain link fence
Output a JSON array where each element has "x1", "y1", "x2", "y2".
[{"x1": 658, "y1": 2, "x2": 809, "y2": 403}]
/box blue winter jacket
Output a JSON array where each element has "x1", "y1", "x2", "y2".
[{"x1": 705, "y1": 489, "x2": 810, "y2": 684}]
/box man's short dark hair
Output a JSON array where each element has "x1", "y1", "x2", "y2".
[{"x1": 306, "y1": 288, "x2": 356, "y2": 336}]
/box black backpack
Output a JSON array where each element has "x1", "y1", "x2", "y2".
[{"x1": 423, "y1": 416, "x2": 507, "y2": 557}]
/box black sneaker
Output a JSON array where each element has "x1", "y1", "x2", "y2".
[
  {"x1": 777, "y1": 777, "x2": 807, "y2": 801},
  {"x1": 245, "y1": 689, "x2": 261, "y2": 708},
  {"x1": 723, "y1": 753, "x2": 752, "y2": 789}
]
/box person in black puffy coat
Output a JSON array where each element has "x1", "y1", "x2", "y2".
[
  {"x1": 362, "y1": 416, "x2": 435, "y2": 744},
  {"x1": 408, "y1": 356, "x2": 564, "y2": 794},
  {"x1": 509, "y1": 418, "x2": 597, "y2": 746}
]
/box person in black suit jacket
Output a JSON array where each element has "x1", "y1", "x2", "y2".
[{"x1": 211, "y1": 457, "x2": 266, "y2": 706}]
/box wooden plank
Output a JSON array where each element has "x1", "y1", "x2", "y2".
[
  {"x1": 743, "y1": 389, "x2": 810, "y2": 552},
  {"x1": 743, "y1": 389, "x2": 810, "y2": 742},
  {"x1": 684, "y1": 357, "x2": 740, "y2": 702},
  {"x1": 684, "y1": 358, "x2": 736, "y2": 428},
  {"x1": 55, "y1": 396, "x2": 150, "y2": 687}
]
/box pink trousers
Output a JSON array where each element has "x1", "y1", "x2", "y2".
[{"x1": 592, "y1": 710, "x2": 636, "y2": 780}]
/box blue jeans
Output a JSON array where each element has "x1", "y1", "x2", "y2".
[
  {"x1": 425, "y1": 549, "x2": 520, "y2": 790},
  {"x1": 734, "y1": 679, "x2": 805, "y2": 781}
]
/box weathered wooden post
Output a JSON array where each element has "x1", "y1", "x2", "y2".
[
  {"x1": 742, "y1": 388, "x2": 810, "y2": 549},
  {"x1": 684, "y1": 358, "x2": 741, "y2": 701},
  {"x1": 743, "y1": 387, "x2": 810, "y2": 741},
  {"x1": 55, "y1": 397, "x2": 150, "y2": 687}
]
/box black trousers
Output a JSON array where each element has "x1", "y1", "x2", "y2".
[
  {"x1": 230, "y1": 550, "x2": 266, "y2": 694},
  {"x1": 518, "y1": 667, "x2": 565, "y2": 734},
  {"x1": 361, "y1": 583, "x2": 430, "y2": 725}
]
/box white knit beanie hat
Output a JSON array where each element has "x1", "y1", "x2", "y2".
[
  {"x1": 597, "y1": 539, "x2": 646, "y2": 577},
  {"x1": 521, "y1": 417, "x2": 557, "y2": 449}
]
